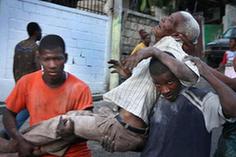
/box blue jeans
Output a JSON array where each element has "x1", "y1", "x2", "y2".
[{"x1": 16, "y1": 109, "x2": 29, "y2": 129}]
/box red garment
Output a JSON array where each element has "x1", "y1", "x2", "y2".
[
  {"x1": 221, "y1": 52, "x2": 228, "y2": 65},
  {"x1": 5, "y1": 70, "x2": 93, "y2": 157},
  {"x1": 220, "y1": 50, "x2": 236, "y2": 65}
]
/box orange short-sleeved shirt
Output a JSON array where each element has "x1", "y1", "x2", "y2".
[{"x1": 5, "y1": 70, "x2": 93, "y2": 157}]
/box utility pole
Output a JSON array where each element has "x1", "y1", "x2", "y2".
[{"x1": 109, "y1": 0, "x2": 122, "y2": 89}]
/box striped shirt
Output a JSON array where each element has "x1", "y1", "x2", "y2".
[{"x1": 103, "y1": 36, "x2": 200, "y2": 124}]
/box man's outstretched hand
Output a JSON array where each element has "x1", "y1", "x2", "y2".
[
  {"x1": 108, "y1": 47, "x2": 156, "y2": 77},
  {"x1": 108, "y1": 59, "x2": 131, "y2": 78},
  {"x1": 122, "y1": 54, "x2": 141, "y2": 72},
  {"x1": 122, "y1": 47, "x2": 157, "y2": 71}
]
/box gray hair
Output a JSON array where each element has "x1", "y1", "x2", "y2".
[{"x1": 176, "y1": 11, "x2": 200, "y2": 44}]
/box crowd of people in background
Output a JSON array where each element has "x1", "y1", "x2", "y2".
[{"x1": 0, "y1": 10, "x2": 236, "y2": 157}]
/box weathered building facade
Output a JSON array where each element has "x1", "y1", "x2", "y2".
[{"x1": 0, "y1": 0, "x2": 112, "y2": 101}]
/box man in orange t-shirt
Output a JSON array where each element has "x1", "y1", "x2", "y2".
[{"x1": 3, "y1": 34, "x2": 92, "y2": 157}]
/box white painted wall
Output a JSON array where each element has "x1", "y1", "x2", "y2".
[
  {"x1": 223, "y1": 4, "x2": 236, "y2": 31},
  {"x1": 0, "y1": 0, "x2": 111, "y2": 101}
]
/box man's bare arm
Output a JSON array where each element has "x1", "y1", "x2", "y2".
[
  {"x1": 208, "y1": 66, "x2": 236, "y2": 92},
  {"x1": 186, "y1": 56, "x2": 236, "y2": 117},
  {"x1": 107, "y1": 59, "x2": 131, "y2": 78},
  {"x1": 3, "y1": 108, "x2": 36, "y2": 156},
  {"x1": 123, "y1": 47, "x2": 198, "y2": 84}
]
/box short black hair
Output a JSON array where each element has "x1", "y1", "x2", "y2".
[
  {"x1": 27, "y1": 22, "x2": 41, "y2": 36},
  {"x1": 149, "y1": 52, "x2": 175, "y2": 76},
  {"x1": 39, "y1": 34, "x2": 65, "y2": 53},
  {"x1": 149, "y1": 57, "x2": 170, "y2": 76}
]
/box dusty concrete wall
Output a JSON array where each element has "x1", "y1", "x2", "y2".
[{"x1": 121, "y1": 9, "x2": 159, "y2": 56}]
